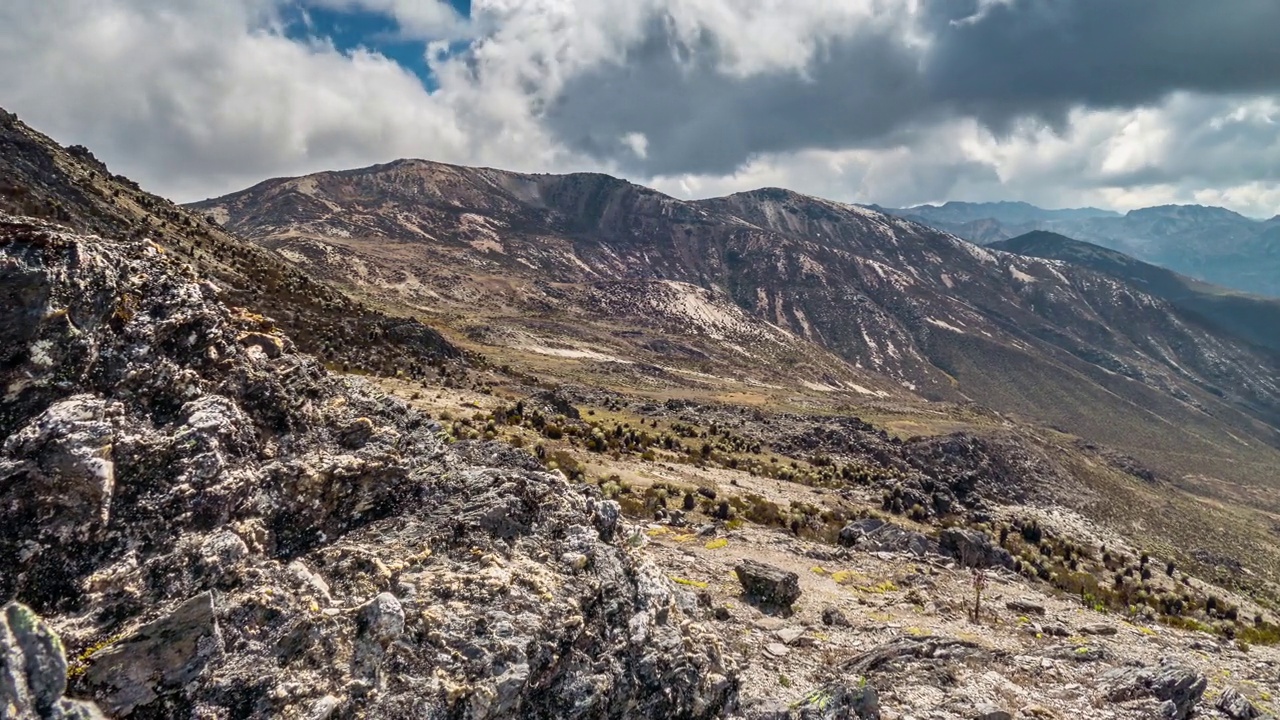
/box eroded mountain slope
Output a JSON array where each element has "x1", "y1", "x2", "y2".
[{"x1": 193, "y1": 162, "x2": 1280, "y2": 497}]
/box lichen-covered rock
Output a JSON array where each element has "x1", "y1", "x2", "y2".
[
  {"x1": 0, "y1": 216, "x2": 739, "y2": 718},
  {"x1": 838, "y1": 518, "x2": 937, "y2": 556},
  {"x1": 0, "y1": 602, "x2": 104, "y2": 719}
]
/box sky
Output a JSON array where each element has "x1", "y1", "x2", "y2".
[{"x1": 2, "y1": 0, "x2": 1279, "y2": 217}]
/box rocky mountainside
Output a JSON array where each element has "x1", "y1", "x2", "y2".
[
  {"x1": 6, "y1": 112, "x2": 1280, "y2": 720},
  {"x1": 8, "y1": 210, "x2": 1280, "y2": 720},
  {"x1": 0, "y1": 214, "x2": 736, "y2": 718},
  {"x1": 192, "y1": 162, "x2": 1280, "y2": 498},
  {"x1": 883, "y1": 201, "x2": 1280, "y2": 298},
  {"x1": 0, "y1": 110, "x2": 459, "y2": 382},
  {"x1": 991, "y1": 231, "x2": 1280, "y2": 355}
]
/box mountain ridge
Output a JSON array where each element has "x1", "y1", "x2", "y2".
[
  {"x1": 880, "y1": 200, "x2": 1280, "y2": 296},
  {"x1": 191, "y1": 158, "x2": 1280, "y2": 503}
]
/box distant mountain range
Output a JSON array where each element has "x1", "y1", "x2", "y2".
[
  {"x1": 190, "y1": 162, "x2": 1280, "y2": 494},
  {"x1": 875, "y1": 201, "x2": 1280, "y2": 297}
]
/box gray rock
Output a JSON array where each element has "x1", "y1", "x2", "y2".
[
  {"x1": 1006, "y1": 599, "x2": 1045, "y2": 616},
  {"x1": 735, "y1": 560, "x2": 801, "y2": 612},
  {"x1": 83, "y1": 592, "x2": 223, "y2": 716},
  {"x1": 974, "y1": 705, "x2": 1013, "y2": 720},
  {"x1": 838, "y1": 518, "x2": 938, "y2": 557},
  {"x1": 1, "y1": 602, "x2": 105, "y2": 719},
  {"x1": 775, "y1": 627, "x2": 806, "y2": 645},
  {"x1": 1100, "y1": 660, "x2": 1207, "y2": 720},
  {"x1": 764, "y1": 643, "x2": 790, "y2": 658},
  {"x1": 358, "y1": 592, "x2": 405, "y2": 645},
  {"x1": 938, "y1": 528, "x2": 1014, "y2": 569},
  {"x1": 0, "y1": 217, "x2": 740, "y2": 719},
  {"x1": 1216, "y1": 687, "x2": 1261, "y2": 719},
  {"x1": 1079, "y1": 623, "x2": 1117, "y2": 635},
  {"x1": 307, "y1": 695, "x2": 342, "y2": 720},
  {"x1": 821, "y1": 606, "x2": 851, "y2": 627},
  {"x1": 784, "y1": 681, "x2": 881, "y2": 719}
]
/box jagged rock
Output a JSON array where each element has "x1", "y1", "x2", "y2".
[
  {"x1": 974, "y1": 706, "x2": 1013, "y2": 720},
  {"x1": 357, "y1": 592, "x2": 404, "y2": 645},
  {"x1": 1079, "y1": 623, "x2": 1117, "y2": 636},
  {"x1": 735, "y1": 561, "x2": 801, "y2": 612},
  {"x1": 837, "y1": 518, "x2": 937, "y2": 556},
  {"x1": 1216, "y1": 687, "x2": 1261, "y2": 719},
  {"x1": 0, "y1": 218, "x2": 739, "y2": 719},
  {"x1": 0, "y1": 602, "x2": 104, "y2": 719},
  {"x1": 779, "y1": 682, "x2": 881, "y2": 719},
  {"x1": 937, "y1": 528, "x2": 1014, "y2": 569},
  {"x1": 1099, "y1": 661, "x2": 1206, "y2": 720},
  {"x1": 82, "y1": 592, "x2": 223, "y2": 716}
]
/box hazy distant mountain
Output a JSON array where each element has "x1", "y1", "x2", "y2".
[
  {"x1": 883, "y1": 200, "x2": 1119, "y2": 225},
  {"x1": 991, "y1": 230, "x2": 1280, "y2": 355},
  {"x1": 880, "y1": 201, "x2": 1280, "y2": 297}
]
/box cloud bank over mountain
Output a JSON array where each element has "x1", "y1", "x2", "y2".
[{"x1": 2, "y1": 0, "x2": 1277, "y2": 214}]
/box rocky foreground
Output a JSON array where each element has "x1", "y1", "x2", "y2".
[
  {"x1": 0, "y1": 214, "x2": 734, "y2": 718},
  {"x1": 2, "y1": 211, "x2": 1279, "y2": 720}
]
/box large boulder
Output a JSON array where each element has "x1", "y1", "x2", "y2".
[
  {"x1": 735, "y1": 561, "x2": 802, "y2": 613},
  {"x1": 838, "y1": 518, "x2": 938, "y2": 556},
  {"x1": 937, "y1": 528, "x2": 1014, "y2": 569},
  {"x1": 81, "y1": 593, "x2": 222, "y2": 716},
  {"x1": 1099, "y1": 661, "x2": 1207, "y2": 720}
]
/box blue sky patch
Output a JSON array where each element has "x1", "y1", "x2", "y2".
[{"x1": 281, "y1": 1, "x2": 472, "y2": 91}]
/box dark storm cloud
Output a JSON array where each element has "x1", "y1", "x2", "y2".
[
  {"x1": 544, "y1": 15, "x2": 936, "y2": 176},
  {"x1": 544, "y1": 0, "x2": 1280, "y2": 175}
]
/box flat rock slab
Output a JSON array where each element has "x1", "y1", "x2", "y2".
[{"x1": 84, "y1": 592, "x2": 223, "y2": 716}]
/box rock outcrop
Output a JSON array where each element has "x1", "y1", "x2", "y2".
[{"x1": 0, "y1": 215, "x2": 737, "y2": 718}]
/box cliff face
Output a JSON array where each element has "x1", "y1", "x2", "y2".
[{"x1": 0, "y1": 214, "x2": 736, "y2": 719}]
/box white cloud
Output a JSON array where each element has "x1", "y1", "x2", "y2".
[
  {"x1": 305, "y1": 0, "x2": 470, "y2": 40},
  {"x1": 0, "y1": 0, "x2": 1277, "y2": 217}
]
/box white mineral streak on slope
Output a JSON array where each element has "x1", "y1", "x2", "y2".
[
  {"x1": 204, "y1": 206, "x2": 231, "y2": 225},
  {"x1": 926, "y1": 318, "x2": 966, "y2": 334},
  {"x1": 952, "y1": 236, "x2": 997, "y2": 264},
  {"x1": 859, "y1": 258, "x2": 916, "y2": 290},
  {"x1": 1009, "y1": 265, "x2": 1038, "y2": 283},
  {"x1": 861, "y1": 329, "x2": 883, "y2": 368},
  {"x1": 519, "y1": 344, "x2": 633, "y2": 363},
  {"x1": 792, "y1": 305, "x2": 814, "y2": 340},
  {"x1": 654, "y1": 281, "x2": 791, "y2": 344}
]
